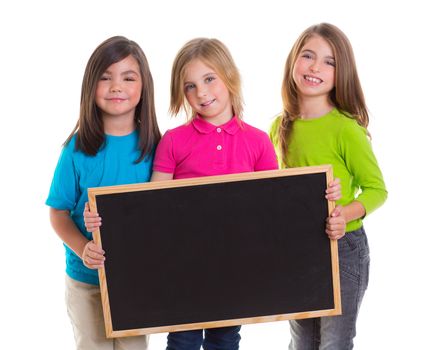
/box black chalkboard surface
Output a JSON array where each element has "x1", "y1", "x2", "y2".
[{"x1": 88, "y1": 166, "x2": 341, "y2": 338}]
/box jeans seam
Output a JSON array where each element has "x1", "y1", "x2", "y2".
[
  {"x1": 340, "y1": 266, "x2": 360, "y2": 283},
  {"x1": 346, "y1": 228, "x2": 368, "y2": 348},
  {"x1": 345, "y1": 245, "x2": 365, "y2": 347}
]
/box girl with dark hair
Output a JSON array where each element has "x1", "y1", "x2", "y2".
[{"x1": 46, "y1": 36, "x2": 161, "y2": 350}]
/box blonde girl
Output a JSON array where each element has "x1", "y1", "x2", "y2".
[{"x1": 152, "y1": 38, "x2": 278, "y2": 349}]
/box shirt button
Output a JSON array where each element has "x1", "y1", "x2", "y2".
[
  {"x1": 216, "y1": 145, "x2": 222, "y2": 151},
  {"x1": 216, "y1": 127, "x2": 222, "y2": 133}
]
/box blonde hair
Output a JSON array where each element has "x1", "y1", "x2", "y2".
[
  {"x1": 278, "y1": 23, "x2": 369, "y2": 166},
  {"x1": 170, "y1": 38, "x2": 243, "y2": 119}
]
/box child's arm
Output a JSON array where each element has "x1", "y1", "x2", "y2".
[
  {"x1": 151, "y1": 171, "x2": 174, "y2": 182},
  {"x1": 339, "y1": 200, "x2": 366, "y2": 223},
  {"x1": 342, "y1": 123, "x2": 387, "y2": 216},
  {"x1": 326, "y1": 201, "x2": 366, "y2": 241},
  {"x1": 326, "y1": 122, "x2": 386, "y2": 240},
  {"x1": 50, "y1": 207, "x2": 105, "y2": 269}
]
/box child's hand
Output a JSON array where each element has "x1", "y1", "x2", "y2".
[
  {"x1": 326, "y1": 177, "x2": 342, "y2": 201},
  {"x1": 83, "y1": 202, "x2": 102, "y2": 232},
  {"x1": 326, "y1": 205, "x2": 346, "y2": 240},
  {"x1": 82, "y1": 240, "x2": 105, "y2": 269}
]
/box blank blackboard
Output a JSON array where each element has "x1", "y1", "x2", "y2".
[{"x1": 88, "y1": 166, "x2": 341, "y2": 338}]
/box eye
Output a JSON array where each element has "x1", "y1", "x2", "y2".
[
  {"x1": 184, "y1": 83, "x2": 195, "y2": 92},
  {"x1": 205, "y1": 76, "x2": 215, "y2": 83},
  {"x1": 301, "y1": 53, "x2": 313, "y2": 59},
  {"x1": 124, "y1": 76, "x2": 137, "y2": 82},
  {"x1": 326, "y1": 59, "x2": 336, "y2": 67},
  {"x1": 100, "y1": 75, "x2": 110, "y2": 81}
]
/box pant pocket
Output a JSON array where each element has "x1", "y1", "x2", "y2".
[{"x1": 338, "y1": 228, "x2": 369, "y2": 284}]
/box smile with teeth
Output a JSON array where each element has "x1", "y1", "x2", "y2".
[
  {"x1": 200, "y1": 99, "x2": 216, "y2": 107},
  {"x1": 304, "y1": 75, "x2": 322, "y2": 84}
]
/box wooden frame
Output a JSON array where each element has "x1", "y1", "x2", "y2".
[{"x1": 88, "y1": 165, "x2": 341, "y2": 338}]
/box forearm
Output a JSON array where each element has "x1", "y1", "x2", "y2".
[
  {"x1": 356, "y1": 186, "x2": 387, "y2": 216},
  {"x1": 151, "y1": 170, "x2": 174, "y2": 182},
  {"x1": 341, "y1": 200, "x2": 366, "y2": 224},
  {"x1": 49, "y1": 208, "x2": 89, "y2": 259}
]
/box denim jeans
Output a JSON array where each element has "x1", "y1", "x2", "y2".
[
  {"x1": 289, "y1": 226, "x2": 370, "y2": 350},
  {"x1": 166, "y1": 326, "x2": 241, "y2": 350}
]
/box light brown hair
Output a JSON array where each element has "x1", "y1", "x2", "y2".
[
  {"x1": 278, "y1": 23, "x2": 368, "y2": 166},
  {"x1": 65, "y1": 36, "x2": 161, "y2": 162},
  {"x1": 170, "y1": 38, "x2": 243, "y2": 120}
]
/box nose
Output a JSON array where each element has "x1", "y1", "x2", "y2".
[
  {"x1": 196, "y1": 85, "x2": 207, "y2": 98},
  {"x1": 110, "y1": 82, "x2": 122, "y2": 93},
  {"x1": 310, "y1": 63, "x2": 320, "y2": 73}
]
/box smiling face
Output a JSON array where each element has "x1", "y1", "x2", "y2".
[
  {"x1": 183, "y1": 59, "x2": 233, "y2": 126},
  {"x1": 293, "y1": 35, "x2": 336, "y2": 103},
  {"x1": 95, "y1": 54, "x2": 142, "y2": 131}
]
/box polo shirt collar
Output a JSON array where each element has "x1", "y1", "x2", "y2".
[{"x1": 192, "y1": 115, "x2": 242, "y2": 135}]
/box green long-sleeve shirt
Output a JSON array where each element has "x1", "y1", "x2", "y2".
[{"x1": 269, "y1": 108, "x2": 387, "y2": 232}]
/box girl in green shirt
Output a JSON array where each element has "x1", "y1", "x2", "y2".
[{"x1": 270, "y1": 23, "x2": 387, "y2": 349}]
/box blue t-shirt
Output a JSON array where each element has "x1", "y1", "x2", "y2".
[{"x1": 46, "y1": 130, "x2": 153, "y2": 285}]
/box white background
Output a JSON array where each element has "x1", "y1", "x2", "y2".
[{"x1": 1, "y1": 0, "x2": 430, "y2": 349}]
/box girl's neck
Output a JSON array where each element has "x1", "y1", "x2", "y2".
[
  {"x1": 199, "y1": 112, "x2": 234, "y2": 126},
  {"x1": 103, "y1": 115, "x2": 136, "y2": 136},
  {"x1": 299, "y1": 96, "x2": 334, "y2": 120}
]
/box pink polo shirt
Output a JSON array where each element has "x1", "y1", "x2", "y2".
[{"x1": 153, "y1": 116, "x2": 278, "y2": 179}]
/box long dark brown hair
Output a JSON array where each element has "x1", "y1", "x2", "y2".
[
  {"x1": 65, "y1": 36, "x2": 161, "y2": 162},
  {"x1": 278, "y1": 23, "x2": 368, "y2": 166}
]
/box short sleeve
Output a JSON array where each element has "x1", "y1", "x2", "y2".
[
  {"x1": 45, "y1": 145, "x2": 79, "y2": 211},
  {"x1": 254, "y1": 132, "x2": 279, "y2": 171},
  {"x1": 153, "y1": 131, "x2": 176, "y2": 174}
]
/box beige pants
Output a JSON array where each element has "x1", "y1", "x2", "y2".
[{"x1": 65, "y1": 275, "x2": 149, "y2": 350}]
